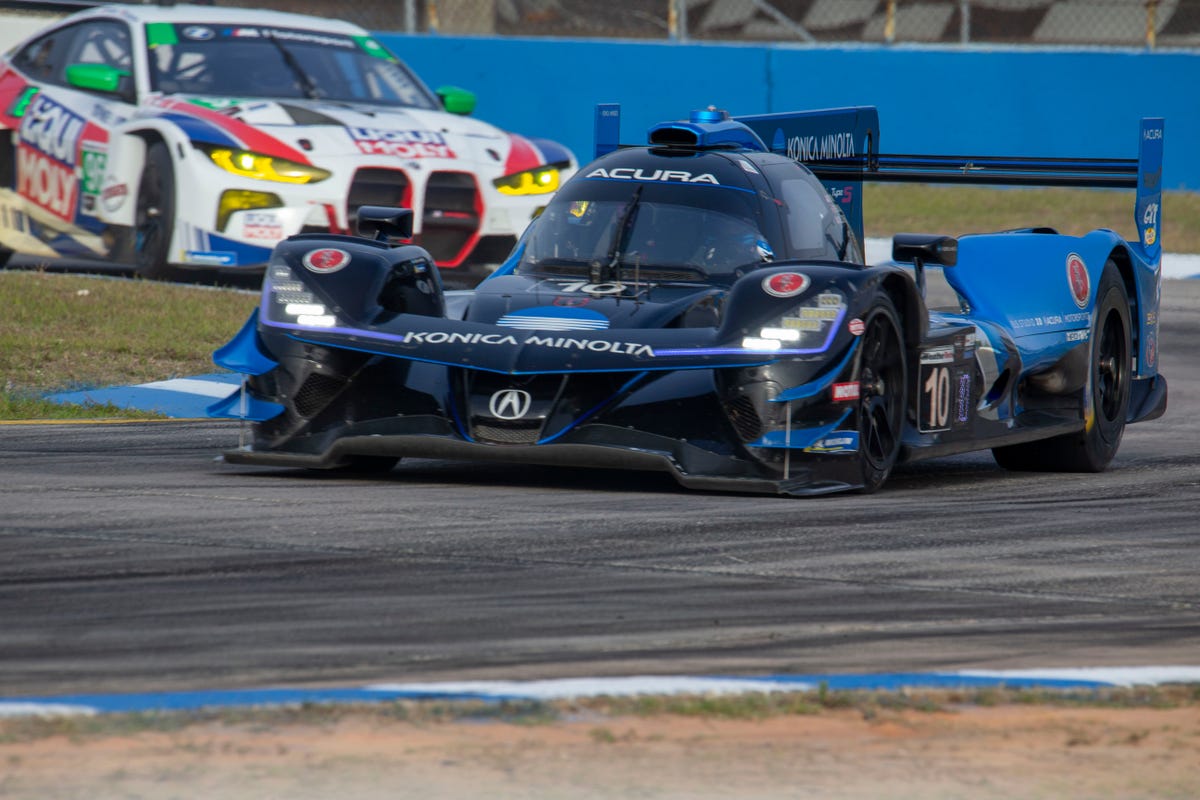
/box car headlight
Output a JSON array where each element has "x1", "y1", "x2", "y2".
[
  {"x1": 493, "y1": 163, "x2": 564, "y2": 196},
  {"x1": 197, "y1": 144, "x2": 331, "y2": 184}
]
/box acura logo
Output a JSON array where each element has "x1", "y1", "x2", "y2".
[{"x1": 488, "y1": 389, "x2": 532, "y2": 420}]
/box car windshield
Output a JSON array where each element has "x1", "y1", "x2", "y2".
[
  {"x1": 145, "y1": 23, "x2": 438, "y2": 108},
  {"x1": 517, "y1": 179, "x2": 775, "y2": 282}
]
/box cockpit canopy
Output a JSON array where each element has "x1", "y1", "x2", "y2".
[{"x1": 515, "y1": 147, "x2": 861, "y2": 285}]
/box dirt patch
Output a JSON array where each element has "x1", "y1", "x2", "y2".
[{"x1": 2, "y1": 700, "x2": 1199, "y2": 799}]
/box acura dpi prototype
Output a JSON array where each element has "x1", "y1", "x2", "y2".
[
  {"x1": 208, "y1": 104, "x2": 1167, "y2": 495},
  {"x1": 0, "y1": 2, "x2": 573, "y2": 279}
]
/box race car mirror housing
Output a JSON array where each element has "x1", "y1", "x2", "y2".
[
  {"x1": 66, "y1": 63, "x2": 133, "y2": 102},
  {"x1": 892, "y1": 233, "x2": 957, "y2": 300},
  {"x1": 892, "y1": 233, "x2": 958, "y2": 267},
  {"x1": 357, "y1": 206, "x2": 414, "y2": 241},
  {"x1": 437, "y1": 85, "x2": 476, "y2": 116}
]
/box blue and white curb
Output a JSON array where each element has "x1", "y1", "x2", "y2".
[
  {"x1": 45, "y1": 373, "x2": 242, "y2": 419},
  {"x1": 3, "y1": 668, "x2": 1198, "y2": 718}
]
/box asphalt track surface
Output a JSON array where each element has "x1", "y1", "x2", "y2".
[{"x1": 1, "y1": 282, "x2": 1198, "y2": 699}]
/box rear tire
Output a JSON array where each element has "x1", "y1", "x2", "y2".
[
  {"x1": 992, "y1": 260, "x2": 1131, "y2": 472},
  {"x1": 855, "y1": 295, "x2": 907, "y2": 493},
  {"x1": 134, "y1": 142, "x2": 177, "y2": 281}
]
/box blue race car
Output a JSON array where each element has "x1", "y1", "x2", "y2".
[{"x1": 208, "y1": 104, "x2": 1167, "y2": 495}]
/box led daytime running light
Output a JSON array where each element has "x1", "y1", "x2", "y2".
[{"x1": 202, "y1": 145, "x2": 331, "y2": 184}]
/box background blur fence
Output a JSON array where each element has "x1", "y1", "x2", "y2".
[{"x1": 221, "y1": 0, "x2": 1200, "y2": 48}]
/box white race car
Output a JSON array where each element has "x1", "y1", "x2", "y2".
[{"x1": 0, "y1": 2, "x2": 575, "y2": 279}]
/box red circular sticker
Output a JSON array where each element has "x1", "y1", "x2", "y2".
[
  {"x1": 1066, "y1": 253, "x2": 1089, "y2": 309},
  {"x1": 848, "y1": 318, "x2": 865, "y2": 336},
  {"x1": 302, "y1": 248, "x2": 351, "y2": 274},
  {"x1": 762, "y1": 272, "x2": 810, "y2": 298}
]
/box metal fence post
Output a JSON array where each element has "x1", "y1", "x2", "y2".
[
  {"x1": 884, "y1": 0, "x2": 896, "y2": 44},
  {"x1": 404, "y1": 0, "x2": 416, "y2": 33},
  {"x1": 960, "y1": 0, "x2": 971, "y2": 44},
  {"x1": 1146, "y1": 0, "x2": 1158, "y2": 49}
]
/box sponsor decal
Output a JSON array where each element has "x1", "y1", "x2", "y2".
[
  {"x1": 302, "y1": 248, "x2": 351, "y2": 273},
  {"x1": 1145, "y1": 332, "x2": 1156, "y2": 368},
  {"x1": 399, "y1": 331, "x2": 656, "y2": 358},
  {"x1": 17, "y1": 147, "x2": 77, "y2": 220},
  {"x1": 1065, "y1": 329, "x2": 1090, "y2": 343},
  {"x1": 584, "y1": 167, "x2": 719, "y2": 185},
  {"x1": 553, "y1": 295, "x2": 592, "y2": 307},
  {"x1": 761, "y1": 272, "x2": 809, "y2": 298},
  {"x1": 17, "y1": 95, "x2": 89, "y2": 220},
  {"x1": 831, "y1": 382, "x2": 859, "y2": 402},
  {"x1": 182, "y1": 26, "x2": 215, "y2": 40},
  {"x1": 77, "y1": 143, "x2": 106, "y2": 217},
  {"x1": 784, "y1": 130, "x2": 856, "y2": 162},
  {"x1": 348, "y1": 128, "x2": 455, "y2": 159},
  {"x1": 955, "y1": 371, "x2": 971, "y2": 424},
  {"x1": 243, "y1": 211, "x2": 284, "y2": 241},
  {"x1": 828, "y1": 185, "x2": 853, "y2": 205},
  {"x1": 847, "y1": 318, "x2": 865, "y2": 336},
  {"x1": 488, "y1": 389, "x2": 532, "y2": 420},
  {"x1": 1143, "y1": 202, "x2": 1159, "y2": 226},
  {"x1": 804, "y1": 431, "x2": 859, "y2": 454},
  {"x1": 1146, "y1": 311, "x2": 1157, "y2": 326},
  {"x1": 1066, "y1": 253, "x2": 1089, "y2": 309},
  {"x1": 185, "y1": 250, "x2": 236, "y2": 266},
  {"x1": 101, "y1": 183, "x2": 128, "y2": 212},
  {"x1": 1144, "y1": 227, "x2": 1157, "y2": 246},
  {"x1": 1143, "y1": 167, "x2": 1161, "y2": 190},
  {"x1": 737, "y1": 159, "x2": 759, "y2": 174},
  {"x1": 1144, "y1": 127, "x2": 1163, "y2": 140},
  {"x1": 920, "y1": 345, "x2": 955, "y2": 365}
]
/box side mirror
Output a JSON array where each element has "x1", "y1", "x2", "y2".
[
  {"x1": 892, "y1": 233, "x2": 958, "y2": 267},
  {"x1": 892, "y1": 233, "x2": 957, "y2": 300},
  {"x1": 436, "y1": 85, "x2": 476, "y2": 116},
  {"x1": 66, "y1": 63, "x2": 133, "y2": 102},
  {"x1": 357, "y1": 205, "x2": 414, "y2": 242}
]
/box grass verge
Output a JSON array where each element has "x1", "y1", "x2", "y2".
[{"x1": 0, "y1": 270, "x2": 258, "y2": 421}]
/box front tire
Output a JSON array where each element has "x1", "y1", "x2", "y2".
[
  {"x1": 855, "y1": 295, "x2": 907, "y2": 493},
  {"x1": 992, "y1": 260, "x2": 1131, "y2": 472},
  {"x1": 134, "y1": 142, "x2": 177, "y2": 281}
]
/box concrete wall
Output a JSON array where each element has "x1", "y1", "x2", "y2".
[{"x1": 379, "y1": 34, "x2": 1200, "y2": 190}]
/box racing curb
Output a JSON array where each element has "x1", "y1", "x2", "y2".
[{"x1": 3, "y1": 668, "x2": 1199, "y2": 717}]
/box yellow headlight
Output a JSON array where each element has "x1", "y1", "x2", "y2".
[
  {"x1": 201, "y1": 145, "x2": 331, "y2": 184},
  {"x1": 493, "y1": 165, "x2": 561, "y2": 196}
]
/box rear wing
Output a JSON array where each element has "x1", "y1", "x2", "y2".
[
  {"x1": 737, "y1": 108, "x2": 1163, "y2": 264},
  {"x1": 594, "y1": 104, "x2": 1163, "y2": 263}
]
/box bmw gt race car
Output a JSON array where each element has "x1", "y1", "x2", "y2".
[
  {"x1": 0, "y1": 2, "x2": 573, "y2": 279},
  {"x1": 208, "y1": 104, "x2": 1167, "y2": 496}
]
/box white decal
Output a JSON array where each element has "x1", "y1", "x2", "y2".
[
  {"x1": 585, "y1": 167, "x2": 718, "y2": 184},
  {"x1": 785, "y1": 131, "x2": 856, "y2": 162},
  {"x1": 489, "y1": 389, "x2": 532, "y2": 420}
]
